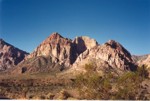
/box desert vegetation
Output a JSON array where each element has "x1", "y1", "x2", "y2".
[
  {"x1": 73, "y1": 64, "x2": 150, "y2": 100},
  {"x1": 0, "y1": 64, "x2": 150, "y2": 100}
]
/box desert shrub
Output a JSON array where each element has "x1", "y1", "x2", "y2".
[
  {"x1": 55, "y1": 90, "x2": 71, "y2": 100},
  {"x1": 113, "y1": 65, "x2": 149, "y2": 100},
  {"x1": 84, "y1": 63, "x2": 96, "y2": 73},
  {"x1": 74, "y1": 63, "x2": 149, "y2": 100},
  {"x1": 136, "y1": 65, "x2": 149, "y2": 79},
  {"x1": 46, "y1": 92, "x2": 55, "y2": 99},
  {"x1": 75, "y1": 63, "x2": 113, "y2": 99},
  {"x1": 40, "y1": 95, "x2": 46, "y2": 99},
  {"x1": 26, "y1": 92, "x2": 34, "y2": 99}
]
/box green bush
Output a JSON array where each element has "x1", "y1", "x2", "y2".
[
  {"x1": 136, "y1": 65, "x2": 149, "y2": 79},
  {"x1": 114, "y1": 65, "x2": 149, "y2": 100},
  {"x1": 75, "y1": 63, "x2": 113, "y2": 99},
  {"x1": 74, "y1": 63, "x2": 149, "y2": 100}
]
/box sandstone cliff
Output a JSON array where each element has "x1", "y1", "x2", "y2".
[
  {"x1": 26, "y1": 32, "x2": 98, "y2": 67},
  {"x1": 70, "y1": 40, "x2": 136, "y2": 74}
]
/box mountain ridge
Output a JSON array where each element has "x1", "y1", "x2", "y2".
[
  {"x1": 0, "y1": 33, "x2": 150, "y2": 100},
  {"x1": 7, "y1": 32, "x2": 138, "y2": 74},
  {"x1": 0, "y1": 38, "x2": 29, "y2": 71},
  {"x1": 1, "y1": 32, "x2": 149, "y2": 74}
]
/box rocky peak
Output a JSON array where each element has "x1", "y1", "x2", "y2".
[
  {"x1": 0, "y1": 38, "x2": 4, "y2": 43},
  {"x1": 26, "y1": 33, "x2": 98, "y2": 68},
  {"x1": 41, "y1": 32, "x2": 71, "y2": 47},
  {"x1": 73, "y1": 36, "x2": 98, "y2": 54},
  {"x1": 0, "y1": 38, "x2": 8, "y2": 48},
  {"x1": 105, "y1": 40, "x2": 120, "y2": 49},
  {"x1": 26, "y1": 32, "x2": 75, "y2": 67},
  {"x1": 0, "y1": 39, "x2": 29, "y2": 70},
  {"x1": 105, "y1": 40, "x2": 132, "y2": 58},
  {"x1": 49, "y1": 32, "x2": 63, "y2": 39},
  {"x1": 72, "y1": 40, "x2": 136, "y2": 73}
]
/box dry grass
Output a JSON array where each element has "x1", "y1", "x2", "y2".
[
  {"x1": 0, "y1": 64, "x2": 150, "y2": 100},
  {"x1": 0, "y1": 72, "x2": 74, "y2": 99}
]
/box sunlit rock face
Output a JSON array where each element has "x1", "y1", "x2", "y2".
[
  {"x1": 138, "y1": 55, "x2": 150, "y2": 67},
  {"x1": 73, "y1": 36, "x2": 98, "y2": 54},
  {"x1": 72, "y1": 40, "x2": 136, "y2": 73},
  {"x1": 26, "y1": 32, "x2": 98, "y2": 67},
  {"x1": 26, "y1": 32, "x2": 76, "y2": 67}
]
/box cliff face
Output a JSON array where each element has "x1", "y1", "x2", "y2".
[
  {"x1": 26, "y1": 32, "x2": 98, "y2": 67},
  {"x1": 26, "y1": 33, "x2": 76, "y2": 67},
  {"x1": 71, "y1": 40, "x2": 136, "y2": 74},
  {"x1": 73, "y1": 36, "x2": 98, "y2": 54},
  {"x1": 0, "y1": 39, "x2": 29, "y2": 71}
]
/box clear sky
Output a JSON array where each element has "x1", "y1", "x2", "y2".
[{"x1": 0, "y1": 0, "x2": 150, "y2": 55}]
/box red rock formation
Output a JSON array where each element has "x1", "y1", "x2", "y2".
[
  {"x1": 26, "y1": 32, "x2": 76, "y2": 66},
  {"x1": 72, "y1": 40, "x2": 136, "y2": 73},
  {"x1": 11, "y1": 33, "x2": 136, "y2": 74},
  {"x1": 0, "y1": 39, "x2": 28, "y2": 70},
  {"x1": 26, "y1": 33, "x2": 98, "y2": 67}
]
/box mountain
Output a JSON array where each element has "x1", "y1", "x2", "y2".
[
  {"x1": 68, "y1": 40, "x2": 136, "y2": 75},
  {"x1": 11, "y1": 33, "x2": 98, "y2": 73},
  {"x1": 25, "y1": 33, "x2": 98, "y2": 66},
  {"x1": 0, "y1": 39, "x2": 29, "y2": 71},
  {"x1": 10, "y1": 32, "x2": 136, "y2": 74}
]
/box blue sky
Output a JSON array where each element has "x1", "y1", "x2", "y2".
[{"x1": 0, "y1": 0, "x2": 150, "y2": 55}]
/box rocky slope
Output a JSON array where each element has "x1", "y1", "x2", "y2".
[
  {"x1": 26, "y1": 33, "x2": 98, "y2": 66},
  {"x1": 11, "y1": 32, "x2": 98, "y2": 73},
  {"x1": 26, "y1": 33, "x2": 76, "y2": 66},
  {"x1": 132, "y1": 55, "x2": 149, "y2": 63},
  {"x1": 0, "y1": 39, "x2": 28, "y2": 71},
  {"x1": 138, "y1": 55, "x2": 150, "y2": 67},
  {"x1": 68, "y1": 40, "x2": 136, "y2": 75},
  {"x1": 11, "y1": 32, "x2": 137, "y2": 74},
  {"x1": 73, "y1": 36, "x2": 98, "y2": 54}
]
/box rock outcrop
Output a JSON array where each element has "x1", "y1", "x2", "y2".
[
  {"x1": 132, "y1": 55, "x2": 149, "y2": 63},
  {"x1": 73, "y1": 36, "x2": 98, "y2": 54},
  {"x1": 71, "y1": 40, "x2": 136, "y2": 74},
  {"x1": 26, "y1": 32, "x2": 77, "y2": 66},
  {"x1": 0, "y1": 39, "x2": 28, "y2": 71},
  {"x1": 26, "y1": 32, "x2": 98, "y2": 67},
  {"x1": 138, "y1": 55, "x2": 150, "y2": 67},
  {"x1": 12, "y1": 33, "x2": 98, "y2": 73}
]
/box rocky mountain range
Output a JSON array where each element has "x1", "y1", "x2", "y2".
[
  {"x1": 0, "y1": 32, "x2": 150, "y2": 100},
  {"x1": 0, "y1": 32, "x2": 149, "y2": 74},
  {"x1": 0, "y1": 39, "x2": 28, "y2": 71}
]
